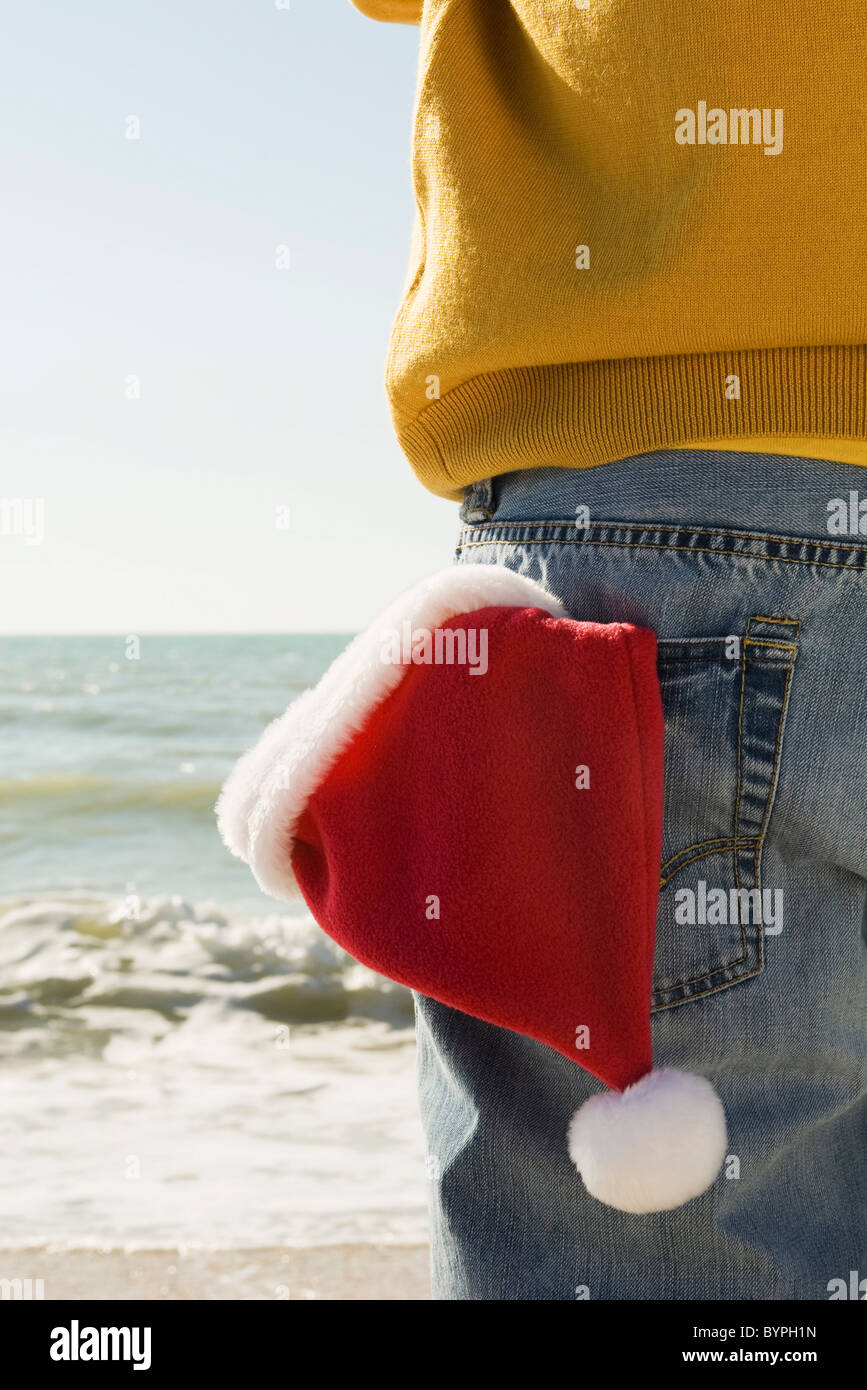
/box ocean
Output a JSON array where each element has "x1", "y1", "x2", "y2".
[{"x1": 0, "y1": 636, "x2": 427, "y2": 1250}]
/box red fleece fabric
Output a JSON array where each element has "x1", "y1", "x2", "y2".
[{"x1": 293, "y1": 605, "x2": 664, "y2": 1092}]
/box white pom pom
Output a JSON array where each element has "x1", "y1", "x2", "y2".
[{"x1": 567, "y1": 1068, "x2": 726, "y2": 1214}]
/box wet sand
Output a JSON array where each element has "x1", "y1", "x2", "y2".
[{"x1": 0, "y1": 1243, "x2": 431, "y2": 1301}]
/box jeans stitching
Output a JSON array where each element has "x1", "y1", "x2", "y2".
[
  {"x1": 457, "y1": 535, "x2": 867, "y2": 571},
  {"x1": 659, "y1": 838, "x2": 760, "y2": 888},
  {"x1": 662, "y1": 834, "x2": 747, "y2": 866},
  {"x1": 457, "y1": 519, "x2": 867, "y2": 553},
  {"x1": 651, "y1": 961, "x2": 765, "y2": 1011}
]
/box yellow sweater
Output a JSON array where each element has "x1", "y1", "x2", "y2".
[{"x1": 353, "y1": 1, "x2": 867, "y2": 500}]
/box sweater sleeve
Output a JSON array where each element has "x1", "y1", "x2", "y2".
[{"x1": 350, "y1": 0, "x2": 423, "y2": 22}]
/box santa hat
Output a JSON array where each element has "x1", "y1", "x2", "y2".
[{"x1": 217, "y1": 566, "x2": 726, "y2": 1214}]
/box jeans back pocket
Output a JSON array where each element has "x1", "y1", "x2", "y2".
[{"x1": 652, "y1": 616, "x2": 800, "y2": 1010}]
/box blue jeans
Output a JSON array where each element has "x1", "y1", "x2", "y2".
[{"x1": 416, "y1": 449, "x2": 867, "y2": 1300}]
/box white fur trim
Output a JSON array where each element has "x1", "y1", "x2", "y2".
[
  {"x1": 567, "y1": 1068, "x2": 727, "y2": 1214},
  {"x1": 216, "y1": 565, "x2": 565, "y2": 901}
]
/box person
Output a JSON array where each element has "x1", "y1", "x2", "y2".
[{"x1": 350, "y1": 0, "x2": 867, "y2": 1299}]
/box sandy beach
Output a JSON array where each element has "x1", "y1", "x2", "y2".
[{"x1": 0, "y1": 1244, "x2": 431, "y2": 1301}]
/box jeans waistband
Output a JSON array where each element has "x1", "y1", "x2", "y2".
[{"x1": 459, "y1": 449, "x2": 867, "y2": 543}]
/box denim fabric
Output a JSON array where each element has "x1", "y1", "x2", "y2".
[{"x1": 416, "y1": 449, "x2": 867, "y2": 1300}]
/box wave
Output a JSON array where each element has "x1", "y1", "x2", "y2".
[
  {"x1": 0, "y1": 891, "x2": 414, "y2": 1042},
  {"x1": 0, "y1": 775, "x2": 225, "y2": 813}
]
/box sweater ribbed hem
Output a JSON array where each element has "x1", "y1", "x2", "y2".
[{"x1": 396, "y1": 346, "x2": 867, "y2": 501}]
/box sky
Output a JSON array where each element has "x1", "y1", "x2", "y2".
[{"x1": 0, "y1": 0, "x2": 457, "y2": 633}]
